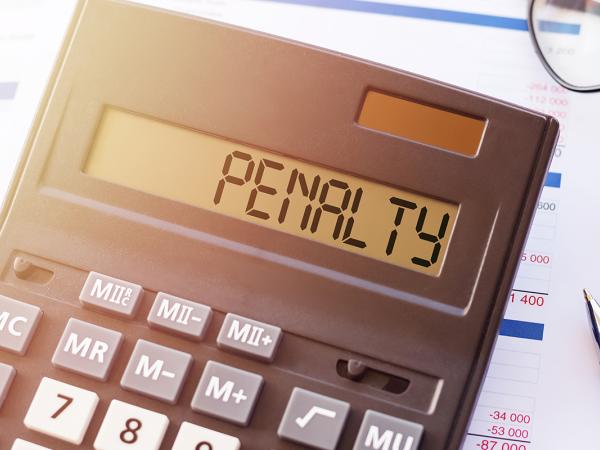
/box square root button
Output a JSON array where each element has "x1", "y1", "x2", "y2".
[
  {"x1": 0, "y1": 295, "x2": 42, "y2": 355},
  {"x1": 52, "y1": 318, "x2": 123, "y2": 381},
  {"x1": 79, "y1": 272, "x2": 143, "y2": 319},
  {"x1": 278, "y1": 388, "x2": 350, "y2": 450},
  {"x1": 217, "y1": 313, "x2": 282, "y2": 362},
  {"x1": 191, "y1": 360, "x2": 263, "y2": 426},
  {"x1": 353, "y1": 410, "x2": 423, "y2": 450},
  {"x1": 121, "y1": 339, "x2": 192, "y2": 404}
]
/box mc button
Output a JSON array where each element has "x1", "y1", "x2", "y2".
[{"x1": 0, "y1": 295, "x2": 42, "y2": 355}]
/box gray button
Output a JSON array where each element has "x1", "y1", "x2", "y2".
[
  {"x1": 79, "y1": 271, "x2": 143, "y2": 319},
  {"x1": 0, "y1": 295, "x2": 42, "y2": 355},
  {"x1": 191, "y1": 360, "x2": 263, "y2": 426},
  {"x1": 353, "y1": 410, "x2": 423, "y2": 450},
  {"x1": 217, "y1": 313, "x2": 282, "y2": 362},
  {"x1": 0, "y1": 362, "x2": 15, "y2": 408},
  {"x1": 121, "y1": 339, "x2": 192, "y2": 404},
  {"x1": 51, "y1": 318, "x2": 123, "y2": 381},
  {"x1": 278, "y1": 388, "x2": 350, "y2": 450},
  {"x1": 147, "y1": 292, "x2": 212, "y2": 341}
]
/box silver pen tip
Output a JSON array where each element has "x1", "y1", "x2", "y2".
[{"x1": 584, "y1": 288, "x2": 595, "y2": 302}]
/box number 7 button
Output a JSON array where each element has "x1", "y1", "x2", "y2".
[{"x1": 24, "y1": 377, "x2": 99, "y2": 445}]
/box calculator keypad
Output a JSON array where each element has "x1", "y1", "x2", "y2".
[
  {"x1": 11, "y1": 439, "x2": 51, "y2": 450},
  {"x1": 52, "y1": 318, "x2": 123, "y2": 381},
  {"x1": 172, "y1": 421, "x2": 241, "y2": 450},
  {"x1": 120, "y1": 339, "x2": 193, "y2": 404},
  {"x1": 278, "y1": 387, "x2": 351, "y2": 450},
  {"x1": 79, "y1": 272, "x2": 143, "y2": 318},
  {"x1": 24, "y1": 377, "x2": 99, "y2": 445},
  {"x1": 147, "y1": 292, "x2": 212, "y2": 340},
  {"x1": 0, "y1": 362, "x2": 15, "y2": 408},
  {"x1": 2, "y1": 271, "x2": 426, "y2": 450},
  {"x1": 0, "y1": 294, "x2": 42, "y2": 355},
  {"x1": 217, "y1": 313, "x2": 282, "y2": 362},
  {"x1": 93, "y1": 399, "x2": 169, "y2": 450},
  {"x1": 191, "y1": 360, "x2": 264, "y2": 426}
]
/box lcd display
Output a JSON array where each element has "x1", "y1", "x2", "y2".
[{"x1": 85, "y1": 108, "x2": 458, "y2": 276}]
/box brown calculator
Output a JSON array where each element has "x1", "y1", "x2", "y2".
[{"x1": 0, "y1": 0, "x2": 558, "y2": 449}]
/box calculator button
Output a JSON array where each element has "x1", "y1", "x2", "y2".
[
  {"x1": 0, "y1": 295, "x2": 42, "y2": 355},
  {"x1": 172, "y1": 421, "x2": 241, "y2": 450},
  {"x1": 79, "y1": 271, "x2": 143, "y2": 318},
  {"x1": 353, "y1": 410, "x2": 423, "y2": 450},
  {"x1": 52, "y1": 318, "x2": 123, "y2": 381},
  {"x1": 24, "y1": 377, "x2": 99, "y2": 445},
  {"x1": 147, "y1": 292, "x2": 212, "y2": 341},
  {"x1": 94, "y1": 399, "x2": 169, "y2": 450},
  {"x1": 278, "y1": 387, "x2": 350, "y2": 450},
  {"x1": 11, "y1": 439, "x2": 52, "y2": 450},
  {"x1": 217, "y1": 313, "x2": 282, "y2": 362},
  {"x1": 120, "y1": 339, "x2": 192, "y2": 404},
  {"x1": 0, "y1": 362, "x2": 16, "y2": 408},
  {"x1": 191, "y1": 360, "x2": 263, "y2": 426}
]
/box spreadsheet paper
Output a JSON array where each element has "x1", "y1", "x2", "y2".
[{"x1": 1, "y1": 0, "x2": 599, "y2": 448}]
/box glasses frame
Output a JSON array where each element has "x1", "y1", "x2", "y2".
[{"x1": 528, "y1": 0, "x2": 600, "y2": 92}]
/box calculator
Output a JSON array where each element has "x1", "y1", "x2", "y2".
[{"x1": 0, "y1": 0, "x2": 558, "y2": 449}]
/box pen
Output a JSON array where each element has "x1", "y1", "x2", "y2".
[{"x1": 583, "y1": 289, "x2": 600, "y2": 352}]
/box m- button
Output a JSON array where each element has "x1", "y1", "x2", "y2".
[
  {"x1": 217, "y1": 313, "x2": 282, "y2": 362},
  {"x1": 0, "y1": 295, "x2": 42, "y2": 355},
  {"x1": 121, "y1": 339, "x2": 193, "y2": 404},
  {"x1": 79, "y1": 272, "x2": 143, "y2": 319}
]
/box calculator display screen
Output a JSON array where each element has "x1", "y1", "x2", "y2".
[{"x1": 85, "y1": 108, "x2": 458, "y2": 276}]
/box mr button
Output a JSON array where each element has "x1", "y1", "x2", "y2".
[
  {"x1": 217, "y1": 313, "x2": 282, "y2": 362},
  {"x1": 0, "y1": 295, "x2": 42, "y2": 355},
  {"x1": 80, "y1": 272, "x2": 143, "y2": 318},
  {"x1": 52, "y1": 318, "x2": 123, "y2": 381}
]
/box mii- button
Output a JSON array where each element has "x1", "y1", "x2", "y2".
[{"x1": 79, "y1": 272, "x2": 143, "y2": 319}]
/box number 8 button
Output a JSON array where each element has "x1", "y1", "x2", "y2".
[{"x1": 94, "y1": 399, "x2": 169, "y2": 450}]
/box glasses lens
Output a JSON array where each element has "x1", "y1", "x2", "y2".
[{"x1": 532, "y1": 0, "x2": 600, "y2": 89}]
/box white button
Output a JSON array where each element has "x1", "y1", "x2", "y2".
[
  {"x1": 24, "y1": 377, "x2": 99, "y2": 445},
  {"x1": 172, "y1": 422, "x2": 241, "y2": 450},
  {"x1": 11, "y1": 439, "x2": 52, "y2": 450},
  {"x1": 94, "y1": 399, "x2": 169, "y2": 450}
]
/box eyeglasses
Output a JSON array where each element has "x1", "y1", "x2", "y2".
[{"x1": 528, "y1": 0, "x2": 600, "y2": 92}]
